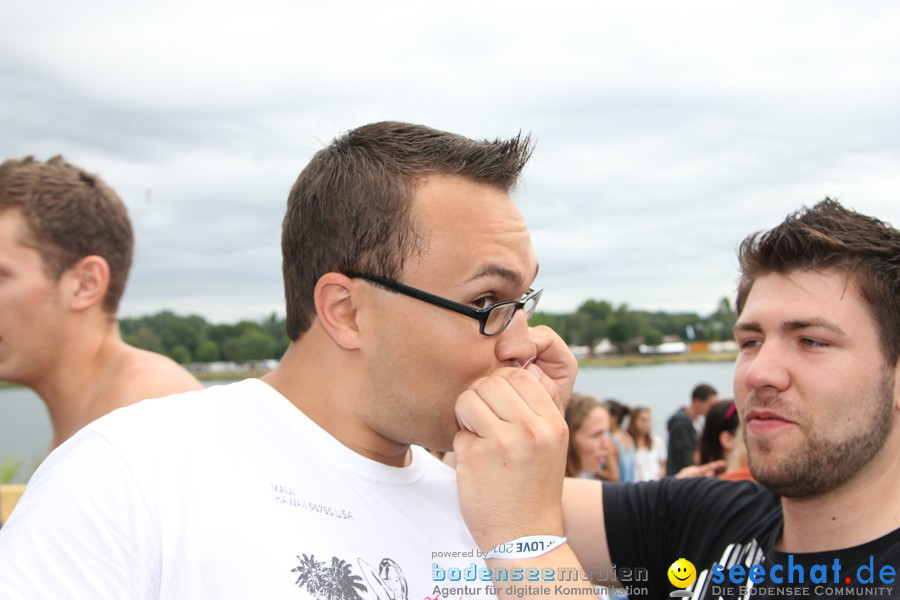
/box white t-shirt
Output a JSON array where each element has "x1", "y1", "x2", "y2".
[
  {"x1": 633, "y1": 434, "x2": 667, "y2": 481},
  {"x1": 0, "y1": 379, "x2": 492, "y2": 599}
]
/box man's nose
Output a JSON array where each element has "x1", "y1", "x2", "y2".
[
  {"x1": 741, "y1": 339, "x2": 790, "y2": 393},
  {"x1": 494, "y1": 308, "x2": 537, "y2": 367}
]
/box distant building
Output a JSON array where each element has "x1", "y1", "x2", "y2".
[
  {"x1": 568, "y1": 345, "x2": 591, "y2": 359},
  {"x1": 709, "y1": 340, "x2": 739, "y2": 353},
  {"x1": 591, "y1": 338, "x2": 616, "y2": 356},
  {"x1": 638, "y1": 341, "x2": 688, "y2": 355}
]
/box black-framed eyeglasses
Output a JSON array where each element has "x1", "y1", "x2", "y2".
[{"x1": 348, "y1": 272, "x2": 543, "y2": 336}]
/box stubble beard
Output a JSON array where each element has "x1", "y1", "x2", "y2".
[
  {"x1": 366, "y1": 345, "x2": 459, "y2": 453},
  {"x1": 747, "y1": 371, "x2": 895, "y2": 499}
]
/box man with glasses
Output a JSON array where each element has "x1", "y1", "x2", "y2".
[
  {"x1": 345, "y1": 273, "x2": 543, "y2": 336},
  {"x1": 0, "y1": 122, "x2": 579, "y2": 599}
]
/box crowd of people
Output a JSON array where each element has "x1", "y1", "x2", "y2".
[
  {"x1": 564, "y1": 384, "x2": 753, "y2": 484},
  {"x1": 0, "y1": 121, "x2": 897, "y2": 600}
]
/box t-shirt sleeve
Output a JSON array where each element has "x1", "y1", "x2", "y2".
[
  {"x1": 603, "y1": 479, "x2": 674, "y2": 580},
  {"x1": 0, "y1": 427, "x2": 161, "y2": 599},
  {"x1": 603, "y1": 477, "x2": 772, "y2": 596}
]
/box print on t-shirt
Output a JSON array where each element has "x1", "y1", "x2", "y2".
[{"x1": 291, "y1": 554, "x2": 408, "y2": 600}]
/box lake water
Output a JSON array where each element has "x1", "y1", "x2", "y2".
[{"x1": 0, "y1": 360, "x2": 736, "y2": 483}]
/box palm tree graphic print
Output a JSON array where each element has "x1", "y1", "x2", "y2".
[{"x1": 292, "y1": 555, "x2": 367, "y2": 600}]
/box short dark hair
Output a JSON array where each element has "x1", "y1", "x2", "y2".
[
  {"x1": 691, "y1": 383, "x2": 717, "y2": 403},
  {"x1": 281, "y1": 121, "x2": 533, "y2": 340},
  {"x1": 0, "y1": 156, "x2": 133, "y2": 314},
  {"x1": 736, "y1": 199, "x2": 900, "y2": 365}
]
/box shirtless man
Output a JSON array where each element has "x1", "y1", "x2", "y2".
[{"x1": 0, "y1": 156, "x2": 201, "y2": 452}]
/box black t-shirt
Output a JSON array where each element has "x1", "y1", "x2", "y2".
[{"x1": 603, "y1": 478, "x2": 899, "y2": 599}]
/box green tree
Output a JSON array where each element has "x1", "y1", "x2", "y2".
[
  {"x1": 223, "y1": 328, "x2": 276, "y2": 362},
  {"x1": 575, "y1": 299, "x2": 612, "y2": 346},
  {"x1": 160, "y1": 320, "x2": 200, "y2": 356},
  {"x1": 0, "y1": 455, "x2": 23, "y2": 484},
  {"x1": 124, "y1": 326, "x2": 164, "y2": 353},
  {"x1": 577, "y1": 299, "x2": 613, "y2": 322},
  {"x1": 642, "y1": 327, "x2": 664, "y2": 347},
  {"x1": 260, "y1": 312, "x2": 290, "y2": 357},
  {"x1": 206, "y1": 323, "x2": 239, "y2": 347},
  {"x1": 168, "y1": 344, "x2": 192, "y2": 364},
  {"x1": 195, "y1": 340, "x2": 220, "y2": 362},
  {"x1": 706, "y1": 296, "x2": 737, "y2": 341},
  {"x1": 606, "y1": 304, "x2": 643, "y2": 349}
]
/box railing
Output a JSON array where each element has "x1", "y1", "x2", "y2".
[{"x1": 0, "y1": 484, "x2": 26, "y2": 526}]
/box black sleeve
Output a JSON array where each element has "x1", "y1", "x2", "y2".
[{"x1": 602, "y1": 478, "x2": 776, "y2": 599}]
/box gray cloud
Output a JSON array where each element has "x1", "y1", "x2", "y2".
[{"x1": 2, "y1": 0, "x2": 899, "y2": 322}]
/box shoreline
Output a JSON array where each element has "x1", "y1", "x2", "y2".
[
  {"x1": 578, "y1": 351, "x2": 737, "y2": 368},
  {"x1": 0, "y1": 354, "x2": 738, "y2": 390}
]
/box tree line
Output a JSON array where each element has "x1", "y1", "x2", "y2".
[
  {"x1": 531, "y1": 296, "x2": 737, "y2": 351},
  {"x1": 120, "y1": 298, "x2": 736, "y2": 365},
  {"x1": 120, "y1": 312, "x2": 290, "y2": 365}
]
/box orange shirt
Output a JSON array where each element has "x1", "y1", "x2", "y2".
[{"x1": 719, "y1": 466, "x2": 755, "y2": 482}]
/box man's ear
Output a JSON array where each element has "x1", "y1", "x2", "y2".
[
  {"x1": 314, "y1": 272, "x2": 364, "y2": 350},
  {"x1": 65, "y1": 255, "x2": 110, "y2": 312}
]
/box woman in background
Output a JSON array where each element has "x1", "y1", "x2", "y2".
[
  {"x1": 564, "y1": 394, "x2": 616, "y2": 481},
  {"x1": 698, "y1": 399, "x2": 754, "y2": 481},
  {"x1": 605, "y1": 399, "x2": 636, "y2": 482}
]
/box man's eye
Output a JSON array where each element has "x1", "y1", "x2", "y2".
[
  {"x1": 471, "y1": 295, "x2": 497, "y2": 310},
  {"x1": 800, "y1": 337, "x2": 829, "y2": 349},
  {"x1": 739, "y1": 338, "x2": 761, "y2": 350}
]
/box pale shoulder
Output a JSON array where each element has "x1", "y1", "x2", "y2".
[{"x1": 105, "y1": 346, "x2": 203, "y2": 405}]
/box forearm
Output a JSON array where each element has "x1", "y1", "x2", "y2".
[
  {"x1": 454, "y1": 327, "x2": 589, "y2": 599},
  {"x1": 485, "y1": 544, "x2": 599, "y2": 599}
]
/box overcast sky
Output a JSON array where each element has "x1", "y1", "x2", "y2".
[{"x1": 2, "y1": 1, "x2": 899, "y2": 323}]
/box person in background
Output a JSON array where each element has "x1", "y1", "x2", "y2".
[
  {"x1": 699, "y1": 399, "x2": 753, "y2": 481},
  {"x1": 666, "y1": 382, "x2": 718, "y2": 475},
  {"x1": 605, "y1": 398, "x2": 636, "y2": 482},
  {"x1": 628, "y1": 406, "x2": 666, "y2": 481},
  {"x1": 0, "y1": 156, "x2": 202, "y2": 451},
  {"x1": 0, "y1": 157, "x2": 202, "y2": 526},
  {"x1": 565, "y1": 393, "x2": 614, "y2": 480}
]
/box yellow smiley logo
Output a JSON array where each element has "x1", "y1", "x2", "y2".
[{"x1": 667, "y1": 558, "x2": 697, "y2": 588}]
